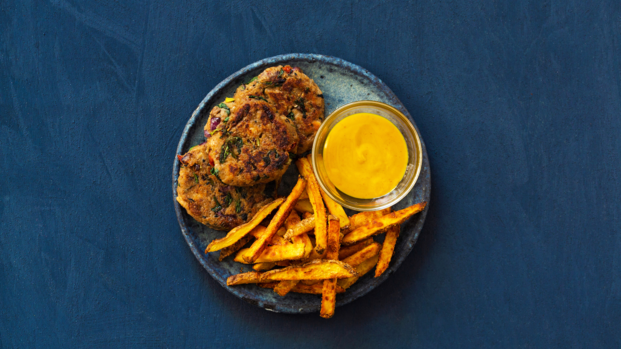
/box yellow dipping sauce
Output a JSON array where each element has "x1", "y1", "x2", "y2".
[{"x1": 323, "y1": 113, "x2": 408, "y2": 199}]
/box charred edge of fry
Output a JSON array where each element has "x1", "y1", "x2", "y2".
[{"x1": 227, "y1": 271, "x2": 261, "y2": 286}]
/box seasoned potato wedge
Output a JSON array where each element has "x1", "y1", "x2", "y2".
[
  {"x1": 296, "y1": 157, "x2": 327, "y2": 254},
  {"x1": 321, "y1": 216, "x2": 342, "y2": 318},
  {"x1": 337, "y1": 254, "x2": 380, "y2": 290},
  {"x1": 338, "y1": 238, "x2": 373, "y2": 260},
  {"x1": 227, "y1": 271, "x2": 262, "y2": 286},
  {"x1": 235, "y1": 243, "x2": 305, "y2": 264},
  {"x1": 320, "y1": 190, "x2": 350, "y2": 229},
  {"x1": 342, "y1": 202, "x2": 426, "y2": 245},
  {"x1": 342, "y1": 242, "x2": 381, "y2": 267},
  {"x1": 375, "y1": 225, "x2": 400, "y2": 277},
  {"x1": 259, "y1": 260, "x2": 357, "y2": 282},
  {"x1": 284, "y1": 215, "x2": 315, "y2": 240}
]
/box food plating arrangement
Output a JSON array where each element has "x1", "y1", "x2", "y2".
[{"x1": 175, "y1": 60, "x2": 427, "y2": 318}]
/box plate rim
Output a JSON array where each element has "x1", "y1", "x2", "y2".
[{"x1": 172, "y1": 53, "x2": 431, "y2": 314}]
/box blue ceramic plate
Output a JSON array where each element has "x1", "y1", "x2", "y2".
[{"x1": 173, "y1": 54, "x2": 430, "y2": 314}]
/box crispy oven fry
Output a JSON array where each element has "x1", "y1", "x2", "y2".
[
  {"x1": 338, "y1": 238, "x2": 373, "y2": 260},
  {"x1": 296, "y1": 157, "x2": 327, "y2": 254},
  {"x1": 235, "y1": 243, "x2": 305, "y2": 264},
  {"x1": 259, "y1": 260, "x2": 357, "y2": 282},
  {"x1": 342, "y1": 242, "x2": 381, "y2": 267},
  {"x1": 242, "y1": 177, "x2": 307, "y2": 263},
  {"x1": 337, "y1": 254, "x2": 380, "y2": 290},
  {"x1": 253, "y1": 262, "x2": 276, "y2": 271},
  {"x1": 321, "y1": 216, "x2": 341, "y2": 318},
  {"x1": 375, "y1": 225, "x2": 400, "y2": 277},
  {"x1": 205, "y1": 199, "x2": 284, "y2": 253},
  {"x1": 320, "y1": 190, "x2": 350, "y2": 229},
  {"x1": 294, "y1": 199, "x2": 314, "y2": 213},
  {"x1": 284, "y1": 215, "x2": 315, "y2": 240},
  {"x1": 342, "y1": 202, "x2": 427, "y2": 245},
  {"x1": 227, "y1": 271, "x2": 262, "y2": 286},
  {"x1": 342, "y1": 208, "x2": 392, "y2": 235}
]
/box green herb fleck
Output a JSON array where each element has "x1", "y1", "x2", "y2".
[
  {"x1": 211, "y1": 196, "x2": 222, "y2": 212},
  {"x1": 224, "y1": 117, "x2": 229, "y2": 122},
  {"x1": 235, "y1": 199, "x2": 242, "y2": 213},
  {"x1": 224, "y1": 192, "x2": 232, "y2": 207},
  {"x1": 193, "y1": 174, "x2": 199, "y2": 183},
  {"x1": 249, "y1": 76, "x2": 258, "y2": 83},
  {"x1": 278, "y1": 69, "x2": 284, "y2": 77},
  {"x1": 287, "y1": 112, "x2": 295, "y2": 120},
  {"x1": 249, "y1": 95, "x2": 268, "y2": 102},
  {"x1": 217, "y1": 103, "x2": 230, "y2": 116}
]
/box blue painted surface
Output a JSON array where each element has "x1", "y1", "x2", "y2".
[{"x1": 1, "y1": 0, "x2": 620, "y2": 347}]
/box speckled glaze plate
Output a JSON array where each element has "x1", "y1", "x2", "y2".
[{"x1": 173, "y1": 54, "x2": 430, "y2": 314}]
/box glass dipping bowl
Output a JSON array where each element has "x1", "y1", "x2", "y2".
[{"x1": 311, "y1": 100, "x2": 423, "y2": 211}]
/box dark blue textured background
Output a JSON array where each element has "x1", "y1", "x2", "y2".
[{"x1": 1, "y1": 0, "x2": 620, "y2": 347}]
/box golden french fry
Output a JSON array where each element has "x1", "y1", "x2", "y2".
[
  {"x1": 235, "y1": 243, "x2": 305, "y2": 264},
  {"x1": 296, "y1": 157, "x2": 327, "y2": 254},
  {"x1": 273, "y1": 280, "x2": 299, "y2": 296},
  {"x1": 284, "y1": 211, "x2": 301, "y2": 229},
  {"x1": 338, "y1": 254, "x2": 380, "y2": 289},
  {"x1": 253, "y1": 262, "x2": 276, "y2": 271},
  {"x1": 338, "y1": 238, "x2": 373, "y2": 260},
  {"x1": 259, "y1": 260, "x2": 357, "y2": 282},
  {"x1": 219, "y1": 234, "x2": 253, "y2": 261},
  {"x1": 291, "y1": 282, "x2": 346, "y2": 294},
  {"x1": 324, "y1": 216, "x2": 341, "y2": 260},
  {"x1": 295, "y1": 233, "x2": 313, "y2": 258},
  {"x1": 321, "y1": 216, "x2": 341, "y2": 319},
  {"x1": 284, "y1": 215, "x2": 315, "y2": 240},
  {"x1": 320, "y1": 190, "x2": 350, "y2": 229},
  {"x1": 303, "y1": 211, "x2": 313, "y2": 219},
  {"x1": 375, "y1": 225, "x2": 400, "y2": 277},
  {"x1": 294, "y1": 199, "x2": 314, "y2": 213},
  {"x1": 342, "y1": 202, "x2": 427, "y2": 245},
  {"x1": 299, "y1": 188, "x2": 309, "y2": 200},
  {"x1": 342, "y1": 208, "x2": 392, "y2": 235},
  {"x1": 342, "y1": 242, "x2": 381, "y2": 267},
  {"x1": 227, "y1": 271, "x2": 261, "y2": 286},
  {"x1": 269, "y1": 234, "x2": 288, "y2": 246},
  {"x1": 205, "y1": 199, "x2": 284, "y2": 253},
  {"x1": 249, "y1": 225, "x2": 267, "y2": 239},
  {"x1": 243, "y1": 177, "x2": 307, "y2": 263}
]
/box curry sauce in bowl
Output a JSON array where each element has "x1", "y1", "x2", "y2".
[{"x1": 312, "y1": 101, "x2": 423, "y2": 211}]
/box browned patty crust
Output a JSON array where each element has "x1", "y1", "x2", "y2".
[
  {"x1": 234, "y1": 65, "x2": 324, "y2": 154},
  {"x1": 205, "y1": 99, "x2": 299, "y2": 187},
  {"x1": 176, "y1": 143, "x2": 271, "y2": 230}
]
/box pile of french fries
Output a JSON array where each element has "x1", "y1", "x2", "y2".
[{"x1": 204, "y1": 155, "x2": 427, "y2": 318}]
